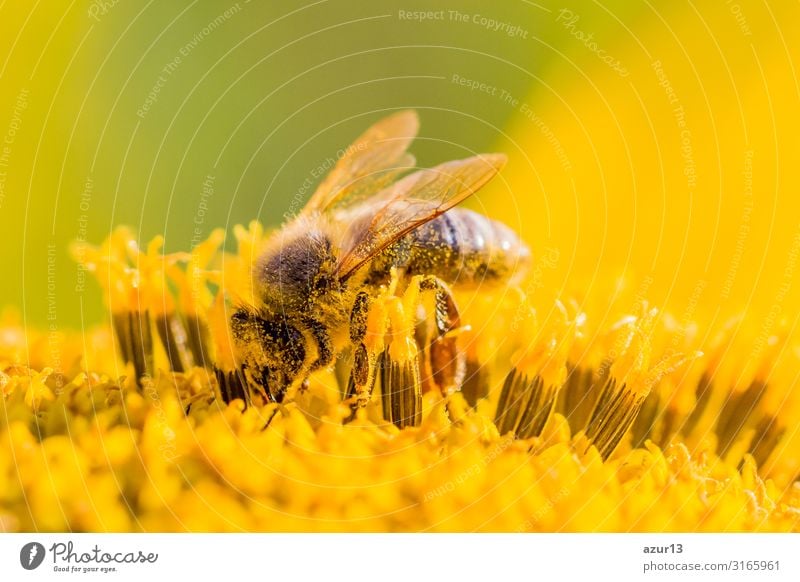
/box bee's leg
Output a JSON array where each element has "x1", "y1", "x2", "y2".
[
  {"x1": 346, "y1": 291, "x2": 381, "y2": 409},
  {"x1": 228, "y1": 308, "x2": 271, "y2": 406},
  {"x1": 346, "y1": 285, "x2": 426, "y2": 429},
  {"x1": 301, "y1": 316, "x2": 334, "y2": 371},
  {"x1": 418, "y1": 276, "x2": 467, "y2": 395}
]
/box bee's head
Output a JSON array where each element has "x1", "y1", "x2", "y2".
[
  {"x1": 254, "y1": 223, "x2": 339, "y2": 310},
  {"x1": 230, "y1": 308, "x2": 307, "y2": 403}
]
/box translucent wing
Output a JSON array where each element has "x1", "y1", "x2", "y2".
[
  {"x1": 300, "y1": 110, "x2": 419, "y2": 216},
  {"x1": 335, "y1": 153, "x2": 507, "y2": 280}
]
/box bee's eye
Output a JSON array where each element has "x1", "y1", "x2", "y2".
[
  {"x1": 314, "y1": 276, "x2": 329, "y2": 291},
  {"x1": 231, "y1": 309, "x2": 253, "y2": 334}
]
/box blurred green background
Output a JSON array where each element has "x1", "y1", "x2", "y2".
[
  {"x1": 2, "y1": 0, "x2": 629, "y2": 327},
  {"x1": 3, "y1": 0, "x2": 799, "y2": 339}
]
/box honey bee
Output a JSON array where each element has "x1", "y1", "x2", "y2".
[{"x1": 229, "y1": 110, "x2": 530, "y2": 423}]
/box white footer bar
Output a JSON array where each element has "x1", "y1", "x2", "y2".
[{"x1": 1, "y1": 533, "x2": 797, "y2": 581}]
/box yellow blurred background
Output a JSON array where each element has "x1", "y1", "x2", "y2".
[
  {"x1": 1, "y1": 0, "x2": 799, "y2": 350},
  {"x1": 483, "y1": 1, "x2": 800, "y2": 350}
]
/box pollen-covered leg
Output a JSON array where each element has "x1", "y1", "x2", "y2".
[
  {"x1": 417, "y1": 276, "x2": 467, "y2": 395},
  {"x1": 229, "y1": 307, "x2": 307, "y2": 405},
  {"x1": 346, "y1": 291, "x2": 382, "y2": 409},
  {"x1": 346, "y1": 286, "x2": 424, "y2": 428}
]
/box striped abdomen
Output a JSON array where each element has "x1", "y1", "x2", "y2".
[{"x1": 371, "y1": 208, "x2": 530, "y2": 287}]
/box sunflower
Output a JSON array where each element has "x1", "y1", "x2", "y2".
[
  {"x1": 1, "y1": 223, "x2": 798, "y2": 533},
  {"x1": 2, "y1": 0, "x2": 799, "y2": 535}
]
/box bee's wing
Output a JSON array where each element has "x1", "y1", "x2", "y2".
[
  {"x1": 335, "y1": 153, "x2": 507, "y2": 280},
  {"x1": 300, "y1": 110, "x2": 419, "y2": 216}
]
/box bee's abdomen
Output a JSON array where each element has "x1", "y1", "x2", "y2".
[{"x1": 386, "y1": 208, "x2": 530, "y2": 287}]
